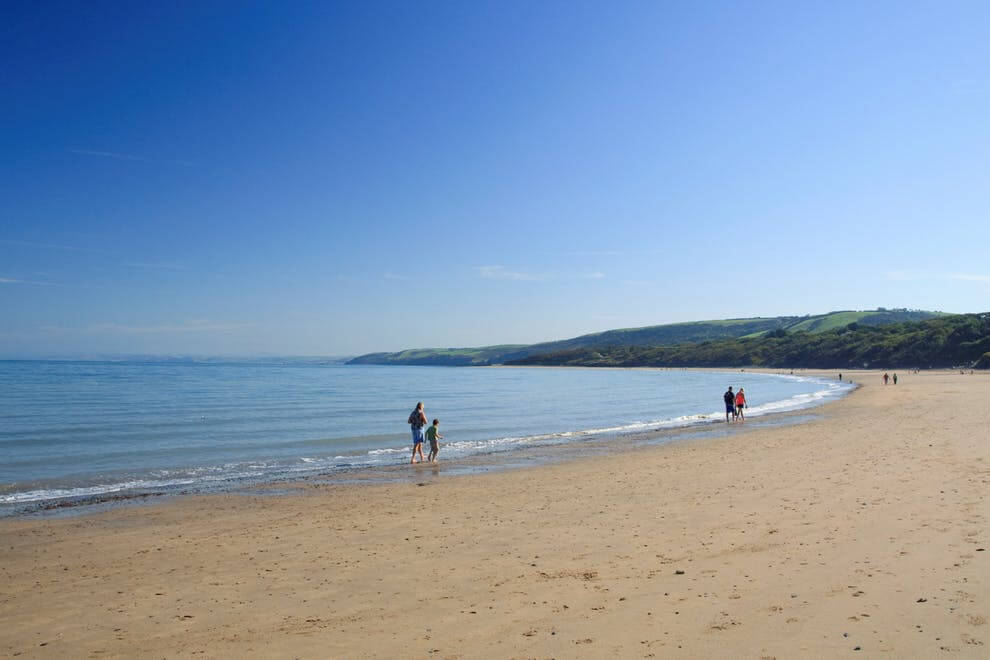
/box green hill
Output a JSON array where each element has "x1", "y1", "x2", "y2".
[
  {"x1": 508, "y1": 313, "x2": 990, "y2": 370},
  {"x1": 346, "y1": 345, "x2": 527, "y2": 367},
  {"x1": 347, "y1": 309, "x2": 942, "y2": 366}
]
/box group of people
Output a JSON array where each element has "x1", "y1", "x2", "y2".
[
  {"x1": 723, "y1": 386, "x2": 747, "y2": 422},
  {"x1": 407, "y1": 402, "x2": 443, "y2": 463},
  {"x1": 882, "y1": 372, "x2": 898, "y2": 385},
  {"x1": 409, "y1": 388, "x2": 754, "y2": 465}
]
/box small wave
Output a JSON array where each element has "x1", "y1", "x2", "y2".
[
  {"x1": 367, "y1": 446, "x2": 409, "y2": 456},
  {"x1": 0, "y1": 467, "x2": 276, "y2": 505},
  {"x1": 0, "y1": 479, "x2": 191, "y2": 504}
]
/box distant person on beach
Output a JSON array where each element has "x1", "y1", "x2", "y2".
[
  {"x1": 426, "y1": 418, "x2": 443, "y2": 462},
  {"x1": 723, "y1": 386, "x2": 735, "y2": 423},
  {"x1": 838, "y1": 373, "x2": 842, "y2": 381},
  {"x1": 892, "y1": 373, "x2": 898, "y2": 385},
  {"x1": 883, "y1": 372, "x2": 889, "y2": 385},
  {"x1": 735, "y1": 388, "x2": 747, "y2": 422},
  {"x1": 408, "y1": 402, "x2": 427, "y2": 464}
]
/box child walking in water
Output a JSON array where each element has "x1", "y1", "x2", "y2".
[{"x1": 426, "y1": 419, "x2": 443, "y2": 462}]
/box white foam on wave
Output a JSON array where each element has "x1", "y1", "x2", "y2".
[
  {"x1": 367, "y1": 446, "x2": 411, "y2": 456},
  {"x1": 741, "y1": 381, "x2": 849, "y2": 419},
  {"x1": 0, "y1": 479, "x2": 189, "y2": 504},
  {"x1": 0, "y1": 467, "x2": 272, "y2": 504}
]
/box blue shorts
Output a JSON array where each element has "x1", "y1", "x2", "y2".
[
  {"x1": 411, "y1": 426, "x2": 424, "y2": 446},
  {"x1": 726, "y1": 402, "x2": 735, "y2": 413}
]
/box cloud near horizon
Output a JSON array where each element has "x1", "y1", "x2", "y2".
[
  {"x1": 40, "y1": 320, "x2": 252, "y2": 336},
  {"x1": 949, "y1": 273, "x2": 990, "y2": 283},
  {"x1": 886, "y1": 271, "x2": 990, "y2": 283},
  {"x1": 476, "y1": 265, "x2": 542, "y2": 281}
]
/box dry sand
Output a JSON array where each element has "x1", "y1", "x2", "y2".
[{"x1": 1, "y1": 370, "x2": 988, "y2": 658}]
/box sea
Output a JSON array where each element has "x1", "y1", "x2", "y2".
[{"x1": 0, "y1": 360, "x2": 854, "y2": 516}]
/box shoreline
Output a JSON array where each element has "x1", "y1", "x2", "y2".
[
  {"x1": 1, "y1": 370, "x2": 987, "y2": 657},
  {"x1": 9, "y1": 405, "x2": 833, "y2": 521},
  {"x1": 2, "y1": 369, "x2": 851, "y2": 518}
]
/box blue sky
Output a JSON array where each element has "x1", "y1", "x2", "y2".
[{"x1": 2, "y1": 1, "x2": 988, "y2": 357}]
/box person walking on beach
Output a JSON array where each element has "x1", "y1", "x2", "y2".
[
  {"x1": 882, "y1": 372, "x2": 889, "y2": 385},
  {"x1": 426, "y1": 418, "x2": 443, "y2": 462},
  {"x1": 723, "y1": 386, "x2": 735, "y2": 423},
  {"x1": 408, "y1": 402, "x2": 427, "y2": 464},
  {"x1": 892, "y1": 373, "x2": 898, "y2": 385},
  {"x1": 735, "y1": 388, "x2": 747, "y2": 422}
]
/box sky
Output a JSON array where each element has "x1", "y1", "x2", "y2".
[{"x1": 2, "y1": 1, "x2": 988, "y2": 357}]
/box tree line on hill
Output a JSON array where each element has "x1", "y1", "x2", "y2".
[
  {"x1": 348, "y1": 309, "x2": 941, "y2": 366},
  {"x1": 506, "y1": 313, "x2": 990, "y2": 370}
]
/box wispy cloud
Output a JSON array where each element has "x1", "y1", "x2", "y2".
[
  {"x1": 476, "y1": 265, "x2": 543, "y2": 281},
  {"x1": 1, "y1": 276, "x2": 51, "y2": 285},
  {"x1": 3, "y1": 240, "x2": 188, "y2": 277},
  {"x1": 123, "y1": 261, "x2": 186, "y2": 271},
  {"x1": 566, "y1": 249, "x2": 628, "y2": 257},
  {"x1": 476, "y1": 265, "x2": 605, "y2": 282},
  {"x1": 41, "y1": 320, "x2": 252, "y2": 335},
  {"x1": 885, "y1": 270, "x2": 925, "y2": 282},
  {"x1": 71, "y1": 149, "x2": 154, "y2": 162},
  {"x1": 948, "y1": 273, "x2": 990, "y2": 283},
  {"x1": 886, "y1": 271, "x2": 990, "y2": 283},
  {"x1": 563, "y1": 248, "x2": 666, "y2": 258},
  {"x1": 71, "y1": 149, "x2": 199, "y2": 167},
  {"x1": 0, "y1": 239, "x2": 110, "y2": 254}
]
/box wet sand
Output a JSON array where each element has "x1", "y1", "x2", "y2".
[{"x1": 1, "y1": 370, "x2": 987, "y2": 658}]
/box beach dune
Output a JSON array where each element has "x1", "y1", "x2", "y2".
[{"x1": 1, "y1": 371, "x2": 987, "y2": 658}]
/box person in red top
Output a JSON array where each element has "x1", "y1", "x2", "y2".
[{"x1": 735, "y1": 388, "x2": 747, "y2": 422}]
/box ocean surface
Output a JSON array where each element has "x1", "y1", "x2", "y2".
[{"x1": 0, "y1": 361, "x2": 853, "y2": 515}]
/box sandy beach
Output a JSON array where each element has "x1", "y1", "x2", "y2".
[{"x1": 1, "y1": 370, "x2": 987, "y2": 658}]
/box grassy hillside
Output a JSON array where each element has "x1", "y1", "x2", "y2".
[
  {"x1": 348, "y1": 345, "x2": 528, "y2": 366},
  {"x1": 783, "y1": 309, "x2": 928, "y2": 333},
  {"x1": 347, "y1": 309, "x2": 942, "y2": 366},
  {"x1": 507, "y1": 313, "x2": 990, "y2": 370}
]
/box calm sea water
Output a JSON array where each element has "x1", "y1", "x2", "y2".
[{"x1": 0, "y1": 361, "x2": 852, "y2": 513}]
